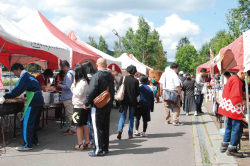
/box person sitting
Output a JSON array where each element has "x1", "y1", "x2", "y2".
[{"x1": 134, "y1": 75, "x2": 154, "y2": 137}]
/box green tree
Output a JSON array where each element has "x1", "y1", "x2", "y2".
[
  {"x1": 121, "y1": 17, "x2": 167, "y2": 71},
  {"x1": 226, "y1": 0, "x2": 250, "y2": 38},
  {"x1": 175, "y1": 44, "x2": 199, "y2": 74},
  {"x1": 87, "y1": 36, "x2": 98, "y2": 48},
  {"x1": 176, "y1": 37, "x2": 190, "y2": 50},
  {"x1": 97, "y1": 36, "x2": 108, "y2": 53}
]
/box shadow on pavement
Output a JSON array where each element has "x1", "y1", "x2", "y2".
[
  {"x1": 107, "y1": 147, "x2": 169, "y2": 156},
  {"x1": 183, "y1": 121, "x2": 213, "y2": 125}
]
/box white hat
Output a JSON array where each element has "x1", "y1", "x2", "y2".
[{"x1": 179, "y1": 71, "x2": 184, "y2": 75}]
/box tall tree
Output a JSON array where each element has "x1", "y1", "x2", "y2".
[
  {"x1": 121, "y1": 17, "x2": 167, "y2": 70},
  {"x1": 176, "y1": 37, "x2": 190, "y2": 50},
  {"x1": 175, "y1": 44, "x2": 199, "y2": 74},
  {"x1": 97, "y1": 36, "x2": 108, "y2": 53},
  {"x1": 226, "y1": 0, "x2": 250, "y2": 38},
  {"x1": 87, "y1": 36, "x2": 98, "y2": 48}
]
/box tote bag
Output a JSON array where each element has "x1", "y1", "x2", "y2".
[{"x1": 115, "y1": 76, "x2": 126, "y2": 101}]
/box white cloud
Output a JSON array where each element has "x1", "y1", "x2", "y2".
[
  {"x1": 156, "y1": 14, "x2": 202, "y2": 61},
  {"x1": 0, "y1": 0, "x2": 215, "y2": 62}
]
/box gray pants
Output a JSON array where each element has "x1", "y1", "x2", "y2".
[{"x1": 63, "y1": 100, "x2": 76, "y2": 132}]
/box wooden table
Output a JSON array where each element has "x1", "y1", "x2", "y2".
[{"x1": 42, "y1": 101, "x2": 65, "y2": 129}]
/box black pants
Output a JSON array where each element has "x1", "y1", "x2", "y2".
[{"x1": 90, "y1": 105, "x2": 111, "y2": 154}]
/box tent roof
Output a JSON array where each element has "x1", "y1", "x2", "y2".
[
  {"x1": 18, "y1": 11, "x2": 100, "y2": 68},
  {"x1": 0, "y1": 11, "x2": 100, "y2": 70},
  {"x1": 116, "y1": 53, "x2": 148, "y2": 75},
  {"x1": 218, "y1": 35, "x2": 243, "y2": 72},
  {"x1": 69, "y1": 30, "x2": 122, "y2": 70},
  {"x1": 127, "y1": 54, "x2": 153, "y2": 71}
]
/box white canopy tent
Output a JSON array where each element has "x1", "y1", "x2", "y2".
[
  {"x1": 116, "y1": 53, "x2": 148, "y2": 75},
  {"x1": 78, "y1": 36, "x2": 122, "y2": 70}
]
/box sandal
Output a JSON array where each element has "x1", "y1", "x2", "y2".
[
  {"x1": 83, "y1": 142, "x2": 91, "y2": 149},
  {"x1": 73, "y1": 143, "x2": 84, "y2": 150}
]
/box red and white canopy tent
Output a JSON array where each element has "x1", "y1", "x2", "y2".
[
  {"x1": 212, "y1": 30, "x2": 250, "y2": 143},
  {"x1": 67, "y1": 30, "x2": 122, "y2": 71},
  {"x1": 127, "y1": 54, "x2": 153, "y2": 75},
  {"x1": 116, "y1": 53, "x2": 150, "y2": 75},
  {"x1": 0, "y1": 11, "x2": 100, "y2": 70}
]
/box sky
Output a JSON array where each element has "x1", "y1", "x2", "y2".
[{"x1": 0, "y1": 0, "x2": 239, "y2": 62}]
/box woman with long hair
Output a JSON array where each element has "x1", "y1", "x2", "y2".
[
  {"x1": 71, "y1": 65, "x2": 91, "y2": 150},
  {"x1": 81, "y1": 61, "x2": 96, "y2": 144}
]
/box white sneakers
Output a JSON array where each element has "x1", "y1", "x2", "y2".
[
  {"x1": 16, "y1": 146, "x2": 33, "y2": 151},
  {"x1": 194, "y1": 111, "x2": 198, "y2": 116}
]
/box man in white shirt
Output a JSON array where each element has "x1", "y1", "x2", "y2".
[{"x1": 159, "y1": 63, "x2": 183, "y2": 125}]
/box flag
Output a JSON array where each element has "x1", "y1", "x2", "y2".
[{"x1": 210, "y1": 48, "x2": 214, "y2": 85}]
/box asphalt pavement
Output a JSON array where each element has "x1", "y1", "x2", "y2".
[{"x1": 0, "y1": 101, "x2": 196, "y2": 166}]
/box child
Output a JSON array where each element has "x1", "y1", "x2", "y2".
[
  {"x1": 134, "y1": 75, "x2": 154, "y2": 137},
  {"x1": 151, "y1": 79, "x2": 158, "y2": 103},
  {"x1": 71, "y1": 65, "x2": 91, "y2": 150}
]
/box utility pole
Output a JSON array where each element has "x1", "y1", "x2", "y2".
[{"x1": 112, "y1": 29, "x2": 124, "y2": 57}]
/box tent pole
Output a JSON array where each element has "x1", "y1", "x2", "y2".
[
  {"x1": 245, "y1": 73, "x2": 250, "y2": 144},
  {"x1": 0, "y1": 40, "x2": 6, "y2": 53},
  {"x1": 9, "y1": 55, "x2": 12, "y2": 90},
  {"x1": 221, "y1": 73, "x2": 227, "y2": 127}
]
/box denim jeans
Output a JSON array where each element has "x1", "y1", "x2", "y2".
[
  {"x1": 154, "y1": 93, "x2": 157, "y2": 102},
  {"x1": 118, "y1": 105, "x2": 135, "y2": 136},
  {"x1": 87, "y1": 113, "x2": 92, "y2": 141},
  {"x1": 196, "y1": 94, "x2": 204, "y2": 112},
  {"x1": 223, "y1": 117, "x2": 243, "y2": 146}
]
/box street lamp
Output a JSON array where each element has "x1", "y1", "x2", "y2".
[{"x1": 112, "y1": 29, "x2": 123, "y2": 57}]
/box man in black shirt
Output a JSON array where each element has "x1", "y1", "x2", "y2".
[{"x1": 83, "y1": 58, "x2": 114, "y2": 157}]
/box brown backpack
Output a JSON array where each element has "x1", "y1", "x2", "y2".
[{"x1": 93, "y1": 87, "x2": 111, "y2": 108}]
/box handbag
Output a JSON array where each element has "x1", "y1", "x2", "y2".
[
  {"x1": 93, "y1": 87, "x2": 111, "y2": 108},
  {"x1": 115, "y1": 76, "x2": 126, "y2": 101},
  {"x1": 194, "y1": 87, "x2": 201, "y2": 96},
  {"x1": 163, "y1": 90, "x2": 180, "y2": 105}
]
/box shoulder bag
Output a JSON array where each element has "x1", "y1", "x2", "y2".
[
  {"x1": 163, "y1": 90, "x2": 180, "y2": 105},
  {"x1": 115, "y1": 76, "x2": 126, "y2": 101},
  {"x1": 93, "y1": 87, "x2": 111, "y2": 108},
  {"x1": 163, "y1": 77, "x2": 179, "y2": 105}
]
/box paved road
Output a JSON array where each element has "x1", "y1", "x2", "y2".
[{"x1": 1, "y1": 102, "x2": 195, "y2": 166}]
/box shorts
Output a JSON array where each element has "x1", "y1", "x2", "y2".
[{"x1": 71, "y1": 108, "x2": 90, "y2": 126}]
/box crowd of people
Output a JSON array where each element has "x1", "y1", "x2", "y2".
[{"x1": 1, "y1": 59, "x2": 250, "y2": 158}]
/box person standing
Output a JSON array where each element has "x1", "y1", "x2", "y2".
[
  {"x1": 71, "y1": 65, "x2": 91, "y2": 150},
  {"x1": 151, "y1": 79, "x2": 158, "y2": 102},
  {"x1": 117, "y1": 65, "x2": 140, "y2": 140},
  {"x1": 182, "y1": 73, "x2": 196, "y2": 116},
  {"x1": 83, "y1": 58, "x2": 114, "y2": 157},
  {"x1": 0, "y1": 63, "x2": 44, "y2": 151},
  {"x1": 81, "y1": 61, "x2": 96, "y2": 144},
  {"x1": 159, "y1": 63, "x2": 183, "y2": 126},
  {"x1": 219, "y1": 70, "x2": 248, "y2": 158},
  {"x1": 195, "y1": 68, "x2": 207, "y2": 115},
  {"x1": 134, "y1": 75, "x2": 154, "y2": 137},
  {"x1": 57, "y1": 60, "x2": 76, "y2": 135},
  {"x1": 214, "y1": 73, "x2": 220, "y2": 81},
  {"x1": 36, "y1": 69, "x2": 54, "y2": 91}
]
